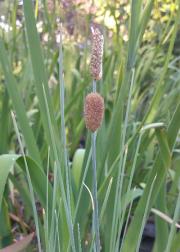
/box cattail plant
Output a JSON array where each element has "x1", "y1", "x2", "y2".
[
  {"x1": 1, "y1": 1, "x2": 180, "y2": 252},
  {"x1": 84, "y1": 26, "x2": 104, "y2": 251}
]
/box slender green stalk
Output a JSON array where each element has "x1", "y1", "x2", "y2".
[
  {"x1": 136, "y1": 175, "x2": 157, "y2": 252},
  {"x1": 59, "y1": 24, "x2": 71, "y2": 212},
  {"x1": 11, "y1": 112, "x2": 42, "y2": 252},
  {"x1": 54, "y1": 210, "x2": 61, "y2": 252},
  {"x1": 49, "y1": 162, "x2": 58, "y2": 250},
  {"x1": 92, "y1": 80, "x2": 100, "y2": 251},
  {"x1": 53, "y1": 225, "x2": 58, "y2": 252},
  {"x1": 118, "y1": 188, "x2": 136, "y2": 252},
  {"x1": 77, "y1": 223, "x2": 82, "y2": 252},
  {"x1": 165, "y1": 189, "x2": 180, "y2": 252},
  {"x1": 45, "y1": 147, "x2": 50, "y2": 251},
  {"x1": 92, "y1": 79, "x2": 96, "y2": 92},
  {"x1": 100, "y1": 177, "x2": 113, "y2": 222},
  {"x1": 117, "y1": 145, "x2": 128, "y2": 212}
]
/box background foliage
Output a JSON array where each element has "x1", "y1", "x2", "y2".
[{"x1": 0, "y1": 0, "x2": 180, "y2": 251}]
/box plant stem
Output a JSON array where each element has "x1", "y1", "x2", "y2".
[
  {"x1": 118, "y1": 188, "x2": 135, "y2": 252},
  {"x1": 92, "y1": 80, "x2": 100, "y2": 251},
  {"x1": 136, "y1": 175, "x2": 157, "y2": 252},
  {"x1": 59, "y1": 26, "x2": 71, "y2": 214}
]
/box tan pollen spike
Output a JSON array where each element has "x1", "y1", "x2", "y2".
[{"x1": 84, "y1": 92, "x2": 104, "y2": 132}]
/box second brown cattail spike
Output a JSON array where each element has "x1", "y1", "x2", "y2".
[
  {"x1": 90, "y1": 27, "x2": 104, "y2": 81},
  {"x1": 84, "y1": 92, "x2": 104, "y2": 132}
]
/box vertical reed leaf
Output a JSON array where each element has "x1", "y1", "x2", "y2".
[
  {"x1": 0, "y1": 90, "x2": 9, "y2": 154},
  {"x1": 154, "y1": 182, "x2": 169, "y2": 252}
]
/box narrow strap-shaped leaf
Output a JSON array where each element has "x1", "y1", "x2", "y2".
[
  {"x1": 154, "y1": 182, "x2": 169, "y2": 252},
  {"x1": 127, "y1": 0, "x2": 143, "y2": 69},
  {"x1": 138, "y1": 0, "x2": 154, "y2": 44},
  {"x1": 0, "y1": 90, "x2": 9, "y2": 154},
  {"x1": 156, "y1": 128, "x2": 171, "y2": 168}
]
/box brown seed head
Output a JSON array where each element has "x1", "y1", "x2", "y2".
[
  {"x1": 90, "y1": 27, "x2": 104, "y2": 80},
  {"x1": 84, "y1": 92, "x2": 104, "y2": 132}
]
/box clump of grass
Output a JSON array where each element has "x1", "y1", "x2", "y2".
[{"x1": 0, "y1": 1, "x2": 180, "y2": 252}]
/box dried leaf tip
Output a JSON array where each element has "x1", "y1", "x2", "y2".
[
  {"x1": 90, "y1": 27, "x2": 104, "y2": 81},
  {"x1": 84, "y1": 92, "x2": 104, "y2": 132}
]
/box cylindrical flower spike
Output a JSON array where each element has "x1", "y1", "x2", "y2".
[
  {"x1": 90, "y1": 27, "x2": 104, "y2": 80},
  {"x1": 84, "y1": 92, "x2": 104, "y2": 132}
]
